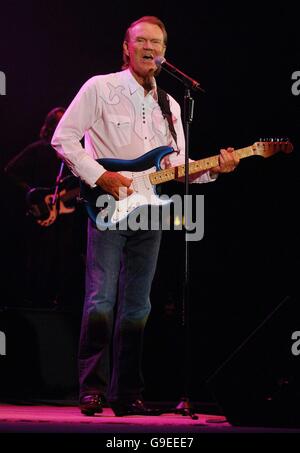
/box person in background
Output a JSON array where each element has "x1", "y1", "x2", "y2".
[{"x1": 5, "y1": 107, "x2": 85, "y2": 309}]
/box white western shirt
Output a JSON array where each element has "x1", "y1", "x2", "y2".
[{"x1": 52, "y1": 69, "x2": 215, "y2": 187}]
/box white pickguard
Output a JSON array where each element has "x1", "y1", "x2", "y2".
[{"x1": 96, "y1": 167, "x2": 171, "y2": 228}]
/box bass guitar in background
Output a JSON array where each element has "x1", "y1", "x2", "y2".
[{"x1": 26, "y1": 174, "x2": 80, "y2": 227}]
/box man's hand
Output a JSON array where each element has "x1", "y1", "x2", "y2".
[
  {"x1": 96, "y1": 171, "x2": 133, "y2": 200},
  {"x1": 210, "y1": 147, "x2": 239, "y2": 175},
  {"x1": 37, "y1": 194, "x2": 58, "y2": 227}
]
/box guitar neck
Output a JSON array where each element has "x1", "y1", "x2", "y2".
[{"x1": 149, "y1": 146, "x2": 254, "y2": 185}]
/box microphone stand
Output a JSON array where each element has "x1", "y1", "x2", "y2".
[
  {"x1": 171, "y1": 88, "x2": 198, "y2": 420},
  {"x1": 155, "y1": 59, "x2": 204, "y2": 419}
]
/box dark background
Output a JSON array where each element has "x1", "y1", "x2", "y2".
[{"x1": 0, "y1": 1, "x2": 299, "y2": 403}]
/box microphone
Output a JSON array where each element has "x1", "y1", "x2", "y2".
[{"x1": 155, "y1": 56, "x2": 205, "y2": 93}]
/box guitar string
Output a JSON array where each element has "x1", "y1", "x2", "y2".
[
  {"x1": 98, "y1": 143, "x2": 285, "y2": 187},
  {"x1": 123, "y1": 148, "x2": 247, "y2": 185}
]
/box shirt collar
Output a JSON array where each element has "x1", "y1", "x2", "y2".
[{"x1": 122, "y1": 68, "x2": 157, "y2": 99}]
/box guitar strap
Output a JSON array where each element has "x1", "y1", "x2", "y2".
[{"x1": 157, "y1": 86, "x2": 179, "y2": 152}]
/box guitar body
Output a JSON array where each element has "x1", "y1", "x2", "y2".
[
  {"x1": 26, "y1": 175, "x2": 79, "y2": 226},
  {"x1": 80, "y1": 146, "x2": 174, "y2": 227},
  {"x1": 26, "y1": 187, "x2": 56, "y2": 220}
]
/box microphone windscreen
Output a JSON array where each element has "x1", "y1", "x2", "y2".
[{"x1": 154, "y1": 56, "x2": 166, "y2": 66}]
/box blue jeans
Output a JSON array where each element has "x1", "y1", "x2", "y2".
[{"x1": 79, "y1": 220, "x2": 162, "y2": 402}]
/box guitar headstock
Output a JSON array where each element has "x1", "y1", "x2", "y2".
[{"x1": 252, "y1": 138, "x2": 293, "y2": 157}]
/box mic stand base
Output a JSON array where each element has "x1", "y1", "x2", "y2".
[
  {"x1": 174, "y1": 397, "x2": 199, "y2": 420},
  {"x1": 158, "y1": 397, "x2": 199, "y2": 420}
]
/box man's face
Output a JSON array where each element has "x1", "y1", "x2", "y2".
[{"x1": 123, "y1": 22, "x2": 166, "y2": 80}]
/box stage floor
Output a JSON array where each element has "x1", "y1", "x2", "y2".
[{"x1": 1, "y1": 403, "x2": 300, "y2": 434}]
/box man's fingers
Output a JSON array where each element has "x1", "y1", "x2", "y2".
[
  {"x1": 117, "y1": 185, "x2": 133, "y2": 200},
  {"x1": 97, "y1": 171, "x2": 134, "y2": 199},
  {"x1": 119, "y1": 174, "x2": 133, "y2": 187}
]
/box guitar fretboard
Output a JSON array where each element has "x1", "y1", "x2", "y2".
[{"x1": 149, "y1": 146, "x2": 254, "y2": 185}]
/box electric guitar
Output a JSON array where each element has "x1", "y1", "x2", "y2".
[
  {"x1": 80, "y1": 140, "x2": 293, "y2": 228},
  {"x1": 26, "y1": 175, "x2": 80, "y2": 227}
]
